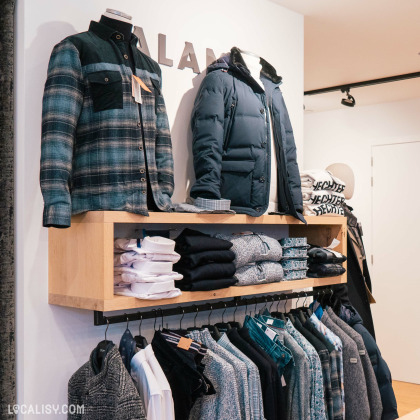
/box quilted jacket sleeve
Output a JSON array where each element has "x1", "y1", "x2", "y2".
[
  {"x1": 40, "y1": 40, "x2": 84, "y2": 228},
  {"x1": 278, "y1": 92, "x2": 303, "y2": 213},
  {"x1": 190, "y1": 72, "x2": 226, "y2": 200},
  {"x1": 153, "y1": 76, "x2": 174, "y2": 201}
]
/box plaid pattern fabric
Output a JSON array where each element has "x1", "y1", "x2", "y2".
[
  {"x1": 318, "y1": 348, "x2": 334, "y2": 420},
  {"x1": 40, "y1": 21, "x2": 174, "y2": 227},
  {"x1": 309, "y1": 314, "x2": 345, "y2": 420},
  {"x1": 194, "y1": 197, "x2": 231, "y2": 210}
]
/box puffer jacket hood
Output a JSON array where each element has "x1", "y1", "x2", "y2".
[
  {"x1": 207, "y1": 47, "x2": 282, "y2": 86},
  {"x1": 190, "y1": 47, "x2": 305, "y2": 221},
  {"x1": 340, "y1": 303, "x2": 364, "y2": 326}
]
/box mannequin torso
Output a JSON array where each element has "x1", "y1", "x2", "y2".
[
  {"x1": 98, "y1": 12, "x2": 159, "y2": 212},
  {"x1": 242, "y1": 51, "x2": 278, "y2": 213}
]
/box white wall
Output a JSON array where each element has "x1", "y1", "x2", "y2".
[
  {"x1": 304, "y1": 97, "x2": 420, "y2": 263},
  {"x1": 15, "y1": 0, "x2": 303, "y2": 417}
]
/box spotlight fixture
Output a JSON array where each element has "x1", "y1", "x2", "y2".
[{"x1": 340, "y1": 88, "x2": 356, "y2": 107}]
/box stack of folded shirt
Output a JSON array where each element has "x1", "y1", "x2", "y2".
[
  {"x1": 113, "y1": 236, "x2": 182, "y2": 299},
  {"x1": 174, "y1": 228, "x2": 237, "y2": 291},
  {"x1": 307, "y1": 245, "x2": 347, "y2": 278},
  {"x1": 215, "y1": 232, "x2": 284, "y2": 286},
  {"x1": 280, "y1": 237, "x2": 308, "y2": 280},
  {"x1": 300, "y1": 170, "x2": 346, "y2": 216}
]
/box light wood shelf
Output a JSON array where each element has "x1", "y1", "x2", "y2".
[
  {"x1": 48, "y1": 211, "x2": 347, "y2": 312},
  {"x1": 72, "y1": 211, "x2": 345, "y2": 225},
  {"x1": 49, "y1": 276, "x2": 346, "y2": 311}
]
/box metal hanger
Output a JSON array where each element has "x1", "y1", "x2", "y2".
[
  {"x1": 215, "y1": 302, "x2": 232, "y2": 332},
  {"x1": 229, "y1": 299, "x2": 242, "y2": 329},
  {"x1": 153, "y1": 309, "x2": 158, "y2": 331},
  {"x1": 269, "y1": 296, "x2": 276, "y2": 312},
  {"x1": 202, "y1": 303, "x2": 221, "y2": 340},
  {"x1": 270, "y1": 293, "x2": 286, "y2": 321},
  {"x1": 187, "y1": 305, "x2": 200, "y2": 331},
  {"x1": 253, "y1": 297, "x2": 258, "y2": 317},
  {"x1": 134, "y1": 312, "x2": 148, "y2": 349},
  {"x1": 179, "y1": 306, "x2": 185, "y2": 330},
  {"x1": 105, "y1": 318, "x2": 110, "y2": 341},
  {"x1": 172, "y1": 306, "x2": 188, "y2": 336}
]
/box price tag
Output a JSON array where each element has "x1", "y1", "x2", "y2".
[
  {"x1": 177, "y1": 337, "x2": 193, "y2": 351},
  {"x1": 265, "y1": 327, "x2": 276, "y2": 341},
  {"x1": 132, "y1": 75, "x2": 142, "y2": 104}
]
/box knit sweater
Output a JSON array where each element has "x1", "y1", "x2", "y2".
[{"x1": 68, "y1": 344, "x2": 146, "y2": 420}]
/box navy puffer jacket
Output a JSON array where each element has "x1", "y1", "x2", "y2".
[{"x1": 190, "y1": 47, "x2": 304, "y2": 221}]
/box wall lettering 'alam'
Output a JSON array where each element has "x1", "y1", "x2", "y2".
[{"x1": 133, "y1": 27, "x2": 216, "y2": 74}]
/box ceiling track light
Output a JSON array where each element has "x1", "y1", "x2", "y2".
[
  {"x1": 341, "y1": 88, "x2": 356, "y2": 107},
  {"x1": 304, "y1": 71, "x2": 420, "y2": 109}
]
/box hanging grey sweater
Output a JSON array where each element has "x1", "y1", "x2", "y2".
[
  {"x1": 320, "y1": 311, "x2": 370, "y2": 420},
  {"x1": 326, "y1": 308, "x2": 383, "y2": 420}
]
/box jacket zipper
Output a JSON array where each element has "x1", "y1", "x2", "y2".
[
  {"x1": 223, "y1": 101, "x2": 237, "y2": 151},
  {"x1": 269, "y1": 95, "x2": 290, "y2": 212}
]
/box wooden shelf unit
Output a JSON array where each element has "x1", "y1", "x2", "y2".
[{"x1": 48, "y1": 212, "x2": 347, "y2": 312}]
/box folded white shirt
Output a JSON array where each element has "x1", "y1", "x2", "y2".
[
  {"x1": 115, "y1": 286, "x2": 182, "y2": 300},
  {"x1": 302, "y1": 188, "x2": 345, "y2": 205},
  {"x1": 300, "y1": 170, "x2": 345, "y2": 193},
  {"x1": 124, "y1": 280, "x2": 176, "y2": 295},
  {"x1": 114, "y1": 251, "x2": 180, "y2": 266},
  {"x1": 114, "y1": 267, "x2": 183, "y2": 284},
  {"x1": 131, "y1": 260, "x2": 173, "y2": 274},
  {"x1": 303, "y1": 203, "x2": 345, "y2": 216},
  {"x1": 144, "y1": 345, "x2": 175, "y2": 420},
  {"x1": 114, "y1": 236, "x2": 178, "y2": 256}
]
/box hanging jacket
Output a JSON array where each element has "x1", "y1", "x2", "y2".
[
  {"x1": 332, "y1": 204, "x2": 376, "y2": 338},
  {"x1": 40, "y1": 20, "x2": 174, "y2": 228},
  {"x1": 190, "y1": 47, "x2": 304, "y2": 221},
  {"x1": 339, "y1": 304, "x2": 399, "y2": 420},
  {"x1": 68, "y1": 344, "x2": 146, "y2": 420}
]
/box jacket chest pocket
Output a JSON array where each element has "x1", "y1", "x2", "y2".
[{"x1": 87, "y1": 70, "x2": 123, "y2": 112}]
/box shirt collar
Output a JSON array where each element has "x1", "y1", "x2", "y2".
[{"x1": 89, "y1": 20, "x2": 139, "y2": 45}]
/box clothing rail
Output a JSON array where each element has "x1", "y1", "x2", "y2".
[{"x1": 93, "y1": 287, "x2": 334, "y2": 325}]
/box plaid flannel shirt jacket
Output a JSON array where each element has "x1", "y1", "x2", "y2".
[{"x1": 40, "y1": 21, "x2": 174, "y2": 228}]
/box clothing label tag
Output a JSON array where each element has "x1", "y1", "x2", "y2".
[
  {"x1": 132, "y1": 75, "x2": 142, "y2": 104},
  {"x1": 327, "y1": 238, "x2": 341, "y2": 250},
  {"x1": 350, "y1": 358, "x2": 358, "y2": 364},
  {"x1": 177, "y1": 337, "x2": 193, "y2": 351},
  {"x1": 266, "y1": 318, "x2": 274, "y2": 325},
  {"x1": 359, "y1": 350, "x2": 366, "y2": 356},
  {"x1": 133, "y1": 75, "x2": 152, "y2": 93},
  {"x1": 265, "y1": 327, "x2": 276, "y2": 341},
  {"x1": 281, "y1": 375, "x2": 287, "y2": 387}
]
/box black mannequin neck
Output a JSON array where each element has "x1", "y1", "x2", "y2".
[{"x1": 100, "y1": 15, "x2": 133, "y2": 41}]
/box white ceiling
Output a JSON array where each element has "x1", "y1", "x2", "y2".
[{"x1": 272, "y1": 0, "x2": 420, "y2": 111}]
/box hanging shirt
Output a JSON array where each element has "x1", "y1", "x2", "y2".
[
  {"x1": 131, "y1": 349, "x2": 163, "y2": 420},
  {"x1": 144, "y1": 345, "x2": 175, "y2": 420}
]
